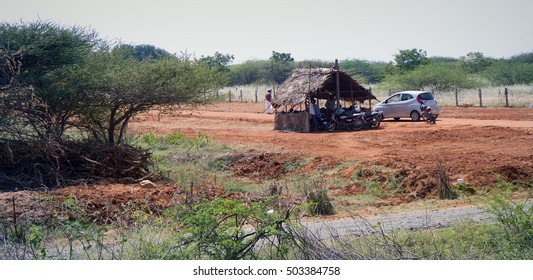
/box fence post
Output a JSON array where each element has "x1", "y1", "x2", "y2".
[
  {"x1": 228, "y1": 90, "x2": 232, "y2": 102},
  {"x1": 455, "y1": 89, "x2": 459, "y2": 107},
  {"x1": 255, "y1": 88, "x2": 258, "y2": 103},
  {"x1": 504, "y1": 88, "x2": 509, "y2": 107},
  {"x1": 478, "y1": 88, "x2": 483, "y2": 107},
  {"x1": 12, "y1": 196, "x2": 17, "y2": 235},
  {"x1": 240, "y1": 90, "x2": 243, "y2": 102},
  {"x1": 216, "y1": 89, "x2": 219, "y2": 99}
]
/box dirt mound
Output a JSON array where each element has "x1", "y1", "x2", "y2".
[
  {"x1": 231, "y1": 152, "x2": 294, "y2": 181},
  {"x1": 492, "y1": 165, "x2": 532, "y2": 182},
  {"x1": 0, "y1": 140, "x2": 150, "y2": 191},
  {"x1": 402, "y1": 172, "x2": 440, "y2": 199},
  {"x1": 0, "y1": 182, "x2": 230, "y2": 224}
]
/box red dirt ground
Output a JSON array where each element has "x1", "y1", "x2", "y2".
[
  {"x1": 132, "y1": 103, "x2": 533, "y2": 185},
  {"x1": 1, "y1": 103, "x2": 532, "y2": 221}
]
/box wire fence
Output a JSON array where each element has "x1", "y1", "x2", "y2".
[{"x1": 219, "y1": 85, "x2": 533, "y2": 108}]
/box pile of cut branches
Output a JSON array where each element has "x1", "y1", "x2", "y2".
[{"x1": 0, "y1": 140, "x2": 151, "y2": 191}]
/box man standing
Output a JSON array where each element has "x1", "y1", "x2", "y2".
[
  {"x1": 309, "y1": 98, "x2": 320, "y2": 132},
  {"x1": 265, "y1": 90, "x2": 272, "y2": 114},
  {"x1": 325, "y1": 95, "x2": 336, "y2": 117}
]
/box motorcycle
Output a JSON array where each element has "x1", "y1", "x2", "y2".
[
  {"x1": 316, "y1": 113, "x2": 332, "y2": 131},
  {"x1": 327, "y1": 109, "x2": 363, "y2": 131},
  {"x1": 361, "y1": 110, "x2": 382, "y2": 129},
  {"x1": 420, "y1": 104, "x2": 436, "y2": 124}
]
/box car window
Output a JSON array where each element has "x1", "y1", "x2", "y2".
[
  {"x1": 387, "y1": 94, "x2": 401, "y2": 103},
  {"x1": 401, "y1": 94, "x2": 414, "y2": 101},
  {"x1": 418, "y1": 93, "x2": 435, "y2": 101}
]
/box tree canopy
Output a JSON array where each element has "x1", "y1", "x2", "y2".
[
  {"x1": 1, "y1": 21, "x2": 220, "y2": 145},
  {"x1": 389, "y1": 48, "x2": 430, "y2": 74}
]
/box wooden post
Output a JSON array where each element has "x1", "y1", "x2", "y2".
[
  {"x1": 368, "y1": 87, "x2": 372, "y2": 111},
  {"x1": 12, "y1": 196, "x2": 17, "y2": 235},
  {"x1": 255, "y1": 87, "x2": 258, "y2": 103},
  {"x1": 504, "y1": 88, "x2": 509, "y2": 107},
  {"x1": 271, "y1": 59, "x2": 276, "y2": 99},
  {"x1": 216, "y1": 89, "x2": 219, "y2": 99},
  {"x1": 478, "y1": 88, "x2": 483, "y2": 107},
  {"x1": 240, "y1": 90, "x2": 243, "y2": 102},
  {"x1": 228, "y1": 90, "x2": 232, "y2": 102},
  {"x1": 335, "y1": 59, "x2": 341, "y2": 109},
  {"x1": 455, "y1": 89, "x2": 459, "y2": 107}
]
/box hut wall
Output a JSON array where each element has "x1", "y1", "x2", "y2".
[{"x1": 274, "y1": 111, "x2": 310, "y2": 133}]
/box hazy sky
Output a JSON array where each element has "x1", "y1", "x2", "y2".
[{"x1": 2, "y1": 0, "x2": 532, "y2": 63}]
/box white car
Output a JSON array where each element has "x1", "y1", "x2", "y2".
[{"x1": 373, "y1": 91, "x2": 440, "y2": 121}]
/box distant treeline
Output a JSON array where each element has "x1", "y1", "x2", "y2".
[{"x1": 226, "y1": 50, "x2": 533, "y2": 91}]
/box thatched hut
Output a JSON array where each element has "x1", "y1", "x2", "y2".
[{"x1": 272, "y1": 67, "x2": 376, "y2": 132}]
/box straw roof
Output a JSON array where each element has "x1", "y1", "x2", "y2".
[{"x1": 271, "y1": 68, "x2": 376, "y2": 109}]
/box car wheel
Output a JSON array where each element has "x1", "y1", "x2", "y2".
[{"x1": 410, "y1": 111, "x2": 421, "y2": 121}]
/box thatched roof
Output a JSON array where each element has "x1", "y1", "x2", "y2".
[{"x1": 271, "y1": 68, "x2": 376, "y2": 109}]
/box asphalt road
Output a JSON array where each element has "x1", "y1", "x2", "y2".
[{"x1": 302, "y1": 205, "x2": 495, "y2": 239}]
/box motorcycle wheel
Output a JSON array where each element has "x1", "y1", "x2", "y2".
[
  {"x1": 371, "y1": 118, "x2": 380, "y2": 128},
  {"x1": 421, "y1": 112, "x2": 429, "y2": 122},
  {"x1": 326, "y1": 121, "x2": 336, "y2": 132},
  {"x1": 353, "y1": 121, "x2": 363, "y2": 131}
]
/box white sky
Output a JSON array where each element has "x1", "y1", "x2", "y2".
[{"x1": 1, "y1": 0, "x2": 532, "y2": 63}]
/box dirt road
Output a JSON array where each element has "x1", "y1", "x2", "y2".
[
  {"x1": 303, "y1": 204, "x2": 493, "y2": 238},
  {"x1": 133, "y1": 103, "x2": 533, "y2": 189}
]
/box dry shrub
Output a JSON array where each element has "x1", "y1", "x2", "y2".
[
  {"x1": 302, "y1": 181, "x2": 334, "y2": 216},
  {"x1": 437, "y1": 160, "x2": 458, "y2": 200},
  {"x1": 0, "y1": 140, "x2": 151, "y2": 191}
]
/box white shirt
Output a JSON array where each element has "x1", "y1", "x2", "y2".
[{"x1": 309, "y1": 103, "x2": 320, "y2": 116}]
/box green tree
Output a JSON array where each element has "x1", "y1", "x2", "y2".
[
  {"x1": 459, "y1": 52, "x2": 493, "y2": 73},
  {"x1": 391, "y1": 48, "x2": 430, "y2": 73},
  {"x1": 198, "y1": 52, "x2": 234, "y2": 89},
  {"x1": 0, "y1": 21, "x2": 99, "y2": 140},
  {"x1": 340, "y1": 59, "x2": 387, "y2": 84},
  {"x1": 380, "y1": 63, "x2": 478, "y2": 91},
  {"x1": 298, "y1": 59, "x2": 332, "y2": 69},
  {"x1": 481, "y1": 61, "x2": 533, "y2": 86},
  {"x1": 508, "y1": 52, "x2": 533, "y2": 64},
  {"x1": 67, "y1": 50, "x2": 218, "y2": 145},
  {"x1": 112, "y1": 43, "x2": 173, "y2": 61},
  {"x1": 199, "y1": 52, "x2": 234, "y2": 72},
  {"x1": 270, "y1": 51, "x2": 295, "y2": 84},
  {"x1": 229, "y1": 60, "x2": 269, "y2": 85}
]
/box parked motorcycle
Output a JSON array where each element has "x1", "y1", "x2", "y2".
[
  {"x1": 361, "y1": 110, "x2": 382, "y2": 129},
  {"x1": 327, "y1": 109, "x2": 363, "y2": 131},
  {"x1": 316, "y1": 113, "x2": 332, "y2": 131},
  {"x1": 420, "y1": 104, "x2": 436, "y2": 124}
]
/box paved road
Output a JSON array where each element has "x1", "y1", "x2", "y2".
[{"x1": 302, "y1": 205, "x2": 495, "y2": 239}]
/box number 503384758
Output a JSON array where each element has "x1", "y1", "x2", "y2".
[{"x1": 285, "y1": 266, "x2": 340, "y2": 276}]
